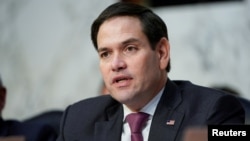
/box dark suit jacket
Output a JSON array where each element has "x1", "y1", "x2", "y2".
[
  {"x1": 0, "y1": 118, "x2": 57, "y2": 141},
  {"x1": 57, "y1": 79, "x2": 245, "y2": 141}
]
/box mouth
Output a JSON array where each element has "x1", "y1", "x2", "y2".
[{"x1": 112, "y1": 76, "x2": 132, "y2": 84}]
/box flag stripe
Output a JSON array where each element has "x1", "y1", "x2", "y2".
[{"x1": 166, "y1": 120, "x2": 175, "y2": 125}]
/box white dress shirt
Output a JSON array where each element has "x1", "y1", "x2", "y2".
[{"x1": 121, "y1": 87, "x2": 164, "y2": 141}]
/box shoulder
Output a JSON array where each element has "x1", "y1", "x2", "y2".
[
  {"x1": 71, "y1": 95, "x2": 118, "y2": 109},
  {"x1": 2, "y1": 119, "x2": 23, "y2": 131},
  {"x1": 173, "y1": 80, "x2": 228, "y2": 98},
  {"x1": 58, "y1": 95, "x2": 121, "y2": 135},
  {"x1": 64, "y1": 95, "x2": 119, "y2": 117},
  {"x1": 21, "y1": 122, "x2": 57, "y2": 141},
  {"x1": 171, "y1": 80, "x2": 243, "y2": 111},
  {"x1": 169, "y1": 80, "x2": 245, "y2": 124},
  {"x1": 1, "y1": 119, "x2": 57, "y2": 141}
]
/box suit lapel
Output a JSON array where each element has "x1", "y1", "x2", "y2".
[
  {"x1": 149, "y1": 79, "x2": 184, "y2": 141},
  {"x1": 94, "y1": 78, "x2": 184, "y2": 141},
  {"x1": 94, "y1": 103, "x2": 123, "y2": 141}
]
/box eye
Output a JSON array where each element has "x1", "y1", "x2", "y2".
[
  {"x1": 100, "y1": 51, "x2": 110, "y2": 58},
  {"x1": 124, "y1": 46, "x2": 138, "y2": 53}
]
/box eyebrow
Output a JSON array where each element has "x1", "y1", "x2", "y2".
[
  {"x1": 97, "y1": 47, "x2": 108, "y2": 53},
  {"x1": 121, "y1": 38, "x2": 140, "y2": 45},
  {"x1": 97, "y1": 38, "x2": 140, "y2": 53}
]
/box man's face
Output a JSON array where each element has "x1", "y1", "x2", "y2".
[{"x1": 97, "y1": 16, "x2": 169, "y2": 111}]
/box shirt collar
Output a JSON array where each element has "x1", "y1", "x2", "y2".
[{"x1": 123, "y1": 87, "x2": 164, "y2": 121}]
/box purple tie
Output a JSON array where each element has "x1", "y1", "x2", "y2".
[{"x1": 126, "y1": 112, "x2": 149, "y2": 141}]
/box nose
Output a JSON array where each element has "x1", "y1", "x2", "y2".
[{"x1": 111, "y1": 54, "x2": 126, "y2": 72}]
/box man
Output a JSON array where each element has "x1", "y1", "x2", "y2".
[
  {"x1": 0, "y1": 76, "x2": 58, "y2": 141},
  {"x1": 56, "y1": 2, "x2": 245, "y2": 141}
]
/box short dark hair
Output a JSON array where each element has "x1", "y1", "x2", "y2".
[{"x1": 91, "y1": 2, "x2": 171, "y2": 72}]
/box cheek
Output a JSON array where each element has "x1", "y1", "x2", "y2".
[
  {"x1": 129, "y1": 55, "x2": 154, "y2": 76},
  {"x1": 100, "y1": 66, "x2": 111, "y2": 90},
  {"x1": 140, "y1": 53, "x2": 159, "y2": 70},
  {"x1": 140, "y1": 54, "x2": 161, "y2": 79}
]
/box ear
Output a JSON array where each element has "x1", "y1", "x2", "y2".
[{"x1": 156, "y1": 37, "x2": 170, "y2": 70}]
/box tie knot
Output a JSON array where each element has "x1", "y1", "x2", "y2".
[{"x1": 126, "y1": 112, "x2": 149, "y2": 133}]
